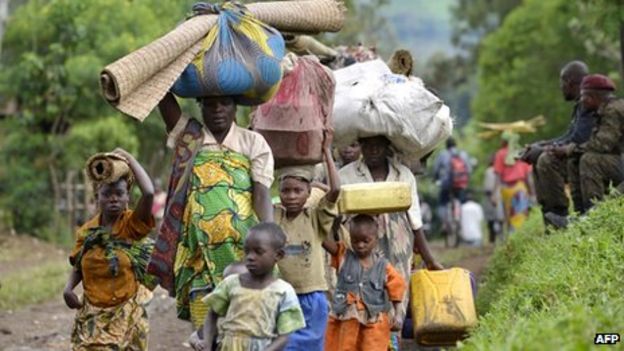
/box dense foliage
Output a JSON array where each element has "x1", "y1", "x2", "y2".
[
  {"x1": 0, "y1": 0, "x2": 195, "y2": 237},
  {"x1": 461, "y1": 197, "x2": 624, "y2": 349}
]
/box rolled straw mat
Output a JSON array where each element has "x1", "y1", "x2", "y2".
[
  {"x1": 388, "y1": 49, "x2": 414, "y2": 77},
  {"x1": 101, "y1": 0, "x2": 346, "y2": 121},
  {"x1": 86, "y1": 153, "x2": 133, "y2": 187}
]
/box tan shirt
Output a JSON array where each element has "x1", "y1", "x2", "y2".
[
  {"x1": 275, "y1": 197, "x2": 338, "y2": 294},
  {"x1": 339, "y1": 158, "x2": 423, "y2": 229},
  {"x1": 167, "y1": 115, "x2": 275, "y2": 188}
]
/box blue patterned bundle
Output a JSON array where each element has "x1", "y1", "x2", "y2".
[{"x1": 172, "y1": 2, "x2": 285, "y2": 105}]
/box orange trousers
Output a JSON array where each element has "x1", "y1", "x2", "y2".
[{"x1": 325, "y1": 314, "x2": 391, "y2": 351}]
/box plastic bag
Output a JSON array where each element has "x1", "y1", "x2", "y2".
[
  {"x1": 252, "y1": 54, "x2": 335, "y2": 166},
  {"x1": 333, "y1": 60, "x2": 453, "y2": 160},
  {"x1": 171, "y1": 2, "x2": 285, "y2": 105}
]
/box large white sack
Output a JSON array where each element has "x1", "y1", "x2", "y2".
[
  {"x1": 333, "y1": 58, "x2": 391, "y2": 84},
  {"x1": 333, "y1": 61, "x2": 453, "y2": 160}
]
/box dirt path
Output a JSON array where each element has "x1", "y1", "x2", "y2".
[
  {"x1": 0, "y1": 232, "x2": 192, "y2": 351},
  {"x1": 0, "y1": 288, "x2": 192, "y2": 350},
  {"x1": 0, "y1": 236, "x2": 495, "y2": 351}
]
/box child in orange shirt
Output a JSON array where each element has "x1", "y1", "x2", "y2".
[
  {"x1": 323, "y1": 214, "x2": 407, "y2": 351},
  {"x1": 63, "y1": 148, "x2": 155, "y2": 351}
]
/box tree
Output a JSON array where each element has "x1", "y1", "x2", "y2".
[
  {"x1": 450, "y1": 0, "x2": 522, "y2": 57},
  {"x1": 0, "y1": 0, "x2": 195, "y2": 236},
  {"x1": 322, "y1": 0, "x2": 396, "y2": 56},
  {"x1": 576, "y1": 0, "x2": 624, "y2": 81},
  {"x1": 420, "y1": 0, "x2": 521, "y2": 134},
  {"x1": 420, "y1": 53, "x2": 474, "y2": 128}
]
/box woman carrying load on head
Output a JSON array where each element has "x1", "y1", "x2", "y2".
[
  {"x1": 492, "y1": 131, "x2": 535, "y2": 233},
  {"x1": 148, "y1": 92, "x2": 274, "y2": 334},
  {"x1": 338, "y1": 135, "x2": 443, "y2": 349},
  {"x1": 64, "y1": 149, "x2": 155, "y2": 351}
]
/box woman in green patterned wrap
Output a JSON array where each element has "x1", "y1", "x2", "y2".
[{"x1": 156, "y1": 92, "x2": 275, "y2": 337}]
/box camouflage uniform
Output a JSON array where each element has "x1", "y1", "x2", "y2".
[
  {"x1": 574, "y1": 98, "x2": 624, "y2": 210},
  {"x1": 534, "y1": 103, "x2": 595, "y2": 215}
]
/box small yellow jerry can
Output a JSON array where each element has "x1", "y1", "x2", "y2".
[
  {"x1": 338, "y1": 181, "x2": 411, "y2": 215},
  {"x1": 410, "y1": 268, "x2": 477, "y2": 346}
]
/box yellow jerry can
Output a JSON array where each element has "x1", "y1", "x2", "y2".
[
  {"x1": 410, "y1": 268, "x2": 477, "y2": 346},
  {"x1": 338, "y1": 181, "x2": 411, "y2": 215}
]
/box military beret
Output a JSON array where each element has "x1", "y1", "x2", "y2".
[{"x1": 581, "y1": 74, "x2": 616, "y2": 91}]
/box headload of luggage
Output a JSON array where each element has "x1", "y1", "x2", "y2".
[{"x1": 332, "y1": 59, "x2": 453, "y2": 162}]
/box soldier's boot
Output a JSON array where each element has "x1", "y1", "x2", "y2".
[{"x1": 544, "y1": 212, "x2": 569, "y2": 230}]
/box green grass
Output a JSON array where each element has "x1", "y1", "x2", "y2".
[
  {"x1": 0, "y1": 260, "x2": 69, "y2": 310},
  {"x1": 460, "y1": 197, "x2": 624, "y2": 350}
]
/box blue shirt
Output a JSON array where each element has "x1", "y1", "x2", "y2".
[{"x1": 553, "y1": 103, "x2": 596, "y2": 145}]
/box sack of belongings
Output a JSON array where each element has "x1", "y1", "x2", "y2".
[
  {"x1": 252, "y1": 54, "x2": 335, "y2": 166},
  {"x1": 333, "y1": 59, "x2": 453, "y2": 161},
  {"x1": 171, "y1": 2, "x2": 285, "y2": 105}
]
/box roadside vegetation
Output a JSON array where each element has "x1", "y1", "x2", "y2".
[{"x1": 462, "y1": 197, "x2": 624, "y2": 350}]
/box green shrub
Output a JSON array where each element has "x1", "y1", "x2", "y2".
[
  {"x1": 461, "y1": 197, "x2": 624, "y2": 350},
  {"x1": 61, "y1": 116, "x2": 140, "y2": 169},
  {"x1": 0, "y1": 123, "x2": 54, "y2": 235}
]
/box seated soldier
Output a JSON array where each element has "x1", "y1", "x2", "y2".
[{"x1": 526, "y1": 61, "x2": 595, "y2": 222}]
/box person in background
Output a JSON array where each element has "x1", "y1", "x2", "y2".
[
  {"x1": 323, "y1": 214, "x2": 407, "y2": 351},
  {"x1": 545, "y1": 74, "x2": 624, "y2": 228},
  {"x1": 522, "y1": 61, "x2": 595, "y2": 224},
  {"x1": 459, "y1": 190, "x2": 484, "y2": 247},
  {"x1": 419, "y1": 199, "x2": 433, "y2": 237},
  {"x1": 493, "y1": 132, "x2": 535, "y2": 233},
  {"x1": 197, "y1": 223, "x2": 306, "y2": 351},
  {"x1": 314, "y1": 142, "x2": 361, "y2": 183},
  {"x1": 576, "y1": 75, "x2": 624, "y2": 209},
  {"x1": 64, "y1": 149, "x2": 155, "y2": 350},
  {"x1": 433, "y1": 137, "x2": 472, "y2": 236},
  {"x1": 482, "y1": 154, "x2": 504, "y2": 243},
  {"x1": 149, "y1": 93, "x2": 274, "y2": 340},
  {"x1": 274, "y1": 131, "x2": 340, "y2": 351},
  {"x1": 339, "y1": 135, "x2": 442, "y2": 349},
  {"x1": 338, "y1": 142, "x2": 361, "y2": 167}
]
